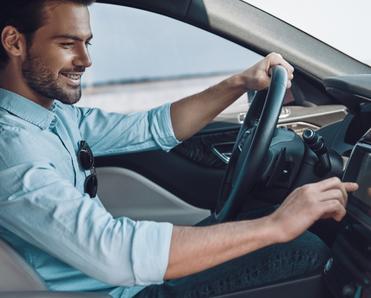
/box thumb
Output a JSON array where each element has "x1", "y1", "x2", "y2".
[{"x1": 344, "y1": 182, "x2": 358, "y2": 192}]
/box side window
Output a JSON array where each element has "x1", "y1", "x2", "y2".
[{"x1": 79, "y1": 4, "x2": 262, "y2": 115}]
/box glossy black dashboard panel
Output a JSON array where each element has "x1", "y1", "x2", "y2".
[
  {"x1": 342, "y1": 129, "x2": 371, "y2": 231},
  {"x1": 343, "y1": 140, "x2": 371, "y2": 231}
]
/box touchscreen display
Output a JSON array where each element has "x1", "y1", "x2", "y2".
[{"x1": 353, "y1": 152, "x2": 371, "y2": 208}]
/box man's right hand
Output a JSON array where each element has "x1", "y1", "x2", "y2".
[{"x1": 269, "y1": 177, "x2": 359, "y2": 244}]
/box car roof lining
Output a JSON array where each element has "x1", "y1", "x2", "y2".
[{"x1": 96, "y1": 0, "x2": 371, "y2": 82}]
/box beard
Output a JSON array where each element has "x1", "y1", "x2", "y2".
[{"x1": 22, "y1": 53, "x2": 83, "y2": 105}]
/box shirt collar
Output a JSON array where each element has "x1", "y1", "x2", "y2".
[{"x1": 0, "y1": 88, "x2": 56, "y2": 130}]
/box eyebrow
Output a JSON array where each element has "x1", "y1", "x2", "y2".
[{"x1": 52, "y1": 34, "x2": 93, "y2": 42}]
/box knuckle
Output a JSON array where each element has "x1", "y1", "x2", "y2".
[
  {"x1": 332, "y1": 177, "x2": 341, "y2": 184},
  {"x1": 337, "y1": 208, "x2": 347, "y2": 221},
  {"x1": 334, "y1": 200, "x2": 343, "y2": 209},
  {"x1": 255, "y1": 76, "x2": 267, "y2": 88},
  {"x1": 326, "y1": 200, "x2": 336, "y2": 209},
  {"x1": 269, "y1": 52, "x2": 282, "y2": 58},
  {"x1": 334, "y1": 189, "x2": 343, "y2": 198}
]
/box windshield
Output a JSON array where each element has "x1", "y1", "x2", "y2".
[{"x1": 243, "y1": 0, "x2": 371, "y2": 66}]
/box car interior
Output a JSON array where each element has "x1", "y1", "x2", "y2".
[{"x1": 0, "y1": 0, "x2": 371, "y2": 297}]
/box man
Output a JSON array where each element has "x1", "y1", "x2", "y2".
[{"x1": 0, "y1": 1, "x2": 358, "y2": 297}]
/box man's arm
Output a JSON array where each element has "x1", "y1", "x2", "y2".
[
  {"x1": 164, "y1": 177, "x2": 358, "y2": 279},
  {"x1": 170, "y1": 53, "x2": 294, "y2": 141}
]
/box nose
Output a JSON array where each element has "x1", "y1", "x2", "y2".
[{"x1": 73, "y1": 44, "x2": 92, "y2": 68}]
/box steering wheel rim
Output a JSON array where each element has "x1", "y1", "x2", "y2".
[{"x1": 215, "y1": 65, "x2": 288, "y2": 222}]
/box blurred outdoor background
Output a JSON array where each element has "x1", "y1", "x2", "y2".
[{"x1": 78, "y1": 3, "x2": 261, "y2": 114}]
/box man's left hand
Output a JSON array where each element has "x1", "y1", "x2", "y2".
[{"x1": 239, "y1": 52, "x2": 294, "y2": 90}]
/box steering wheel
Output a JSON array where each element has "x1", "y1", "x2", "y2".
[{"x1": 214, "y1": 65, "x2": 288, "y2": 222}]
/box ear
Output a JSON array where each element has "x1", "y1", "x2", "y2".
[{"x1": 1, "y1": 26, "x2": 27, "y2": 59}]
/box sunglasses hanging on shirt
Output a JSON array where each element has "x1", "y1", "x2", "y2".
[{"x1": 77, "y1": 140, "x2": 98, "y2": 198}]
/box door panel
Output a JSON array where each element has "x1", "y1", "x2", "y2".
[{"x1": 96, "y1": 167, "x2": 211, "y2": 224}]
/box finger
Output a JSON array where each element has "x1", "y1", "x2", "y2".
[
  {"x1": 336, "y1": 182, "x2": 358, "y2": 205},
  {"x1": 315, "y1": 177, "x2": 343, "y2": 191},
  {"x1": 286, "y1": 80, "x2": 292, "y2": 89},
  {"x1": 334, "y1": 205, "x2": 346, "y2": 222},
  {"x1": 316, "y1": 178, "x2": 357, "y2": 203},
  {"x1": 285, "y1": 73, "x2": 294, "y2": 89},
  {"x1": 320, "y1": 189, "x2": 347, "y2": 207},
  {"x1": 280, "y1": 60, "x2": 294, "y2": 76},
  {"x1": 266, "y1": 54, "x2": 294, "y2": 90},
  {"x1": 320, "y1": 200, "x2": 346, "y2": 222},
  {"x1": 333, "y1": 183, "x2": 348, "y2": 206},
  {"x1": 267, "y1": 52, "x2": 294, "y2": 74},
  {"x1": 340, "y1": 183, "x2": 350, "y2": 204},
  {"x1": 343, "y1": 182, "x2": 359, "y2": 192}
]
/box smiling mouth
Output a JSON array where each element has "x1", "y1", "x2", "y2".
[{"x1": 60, "y1": 72, "x2": 83, "y2": 83}]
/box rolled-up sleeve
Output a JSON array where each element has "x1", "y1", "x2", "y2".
[
  {"x1": 0, "y1": 161, "x2": 173, "y2": 286},
  {"x1": 76, "y1": 103, "x2": 181, "y2": 155}
]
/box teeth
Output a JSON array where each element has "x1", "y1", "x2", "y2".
[{"x1": 62, "y1": 73, "x2": 81, "y2": 80}]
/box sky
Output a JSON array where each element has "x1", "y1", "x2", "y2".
[{"x1": 244, "y1": 0, "x2": 371, "y2": 66}]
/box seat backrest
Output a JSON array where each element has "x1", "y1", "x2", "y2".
[{"x1": 0, "y1": 239, "x2": 46, "y2": 291}]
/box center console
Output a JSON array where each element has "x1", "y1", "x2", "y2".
[{"x1": 324, "y1": 129, "x2": 371, "y2": 298}]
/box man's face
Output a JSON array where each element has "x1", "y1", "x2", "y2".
[{"x1": 21, "y1": 2, "x2": 92, "y2": 106}]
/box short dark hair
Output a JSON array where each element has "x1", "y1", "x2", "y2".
[{"x1": 0, "y1": 0, "x2": 95, "y2": 68}]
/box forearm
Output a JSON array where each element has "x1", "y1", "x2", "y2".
[
  {"x1": 164, "y1": 216, "x2": 277, "y2": 280},
  {"x1": 170, "y1": 74, "x2": 246, "y2": 140},
  {"x1": 169, "y1": 53, "x2": 295, "y2": 141}
]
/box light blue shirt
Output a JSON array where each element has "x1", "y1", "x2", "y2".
[{"x1": 0, "y1": 88, "x2": 180, "y2": 297}]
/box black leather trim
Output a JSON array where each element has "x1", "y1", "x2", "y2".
[{"x1": 173, "y1": 129, "x2": 238, "y2": 169}]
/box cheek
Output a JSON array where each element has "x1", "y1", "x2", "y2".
[
  {"x1": 28, "y1": 44, "x2": 75, "y2": 77},
  {"x1": 47, "y1": 48, "x2": 75, "y2": 73}
]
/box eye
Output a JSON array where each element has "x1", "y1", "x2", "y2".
[
  {"x1": 85, "y1": 41, "x2": 92, "y2": 47},
  {"x1": 60, "y1": 43, "x2": 74, "y2": 49}
]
